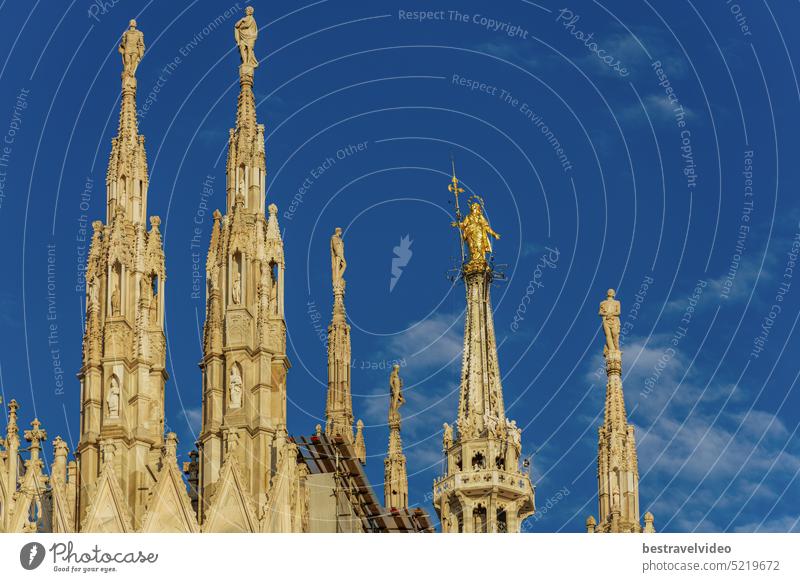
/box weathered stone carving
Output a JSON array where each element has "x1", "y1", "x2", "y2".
[
  {"x1": 599, "y1": 288, "x2": 621, "y2": 355},
  {"x1": 107, "y1": 376, "x2": 121, "y2": 418},
  {"x1": 119, "y1": 20, "x2": 144, "y2": 78},
  {"x1": 330, "y1": 227, "x2": 346, "y2": 290},
  {"x1": 234, "y1": 6, "x2": 258, "y2": 68},
  {"x1": 230, "y1": 364, "x2": 243, "y2": 409}
]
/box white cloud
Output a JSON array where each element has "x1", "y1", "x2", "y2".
[{"x1": 590, "y1": 334, "x2": 800, "y2": 532}]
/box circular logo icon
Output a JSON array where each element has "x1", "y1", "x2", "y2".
[{"x1": 19, "y1": 542, "x2": 46, "y2": 570}]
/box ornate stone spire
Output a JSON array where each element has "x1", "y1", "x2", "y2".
[
  {"x1": 4, "y1": 399, "x2": 20, "y2": 511},
  {"x1": 325, "y1": 227, "x2": 354, "y2": 442},
  {"x1": 587, "y1": 289, "x2": 654, "y2": 533},
  {"x1": 226, "y1": 6, "x2": 265, "y2": 215},
  {"x1": 75, "y1": 19, "x2": 168, "y2": 531},
  {"x1": 197, "y1": 9, "x2": 289, "y2": 526},
  {"x1": 384, "y1": 366, "x2": 408, "y2": 510},
  {"x1": 433, "y1": 178, "x2": 534, "y2": 533},
  {"x1": 107, "y1": 19, "x2": 148, "y2": 225}
]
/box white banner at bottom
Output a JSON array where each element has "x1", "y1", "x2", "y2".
[{"x1": 0, "y1": 533, "x2": 797, "y2": 581}]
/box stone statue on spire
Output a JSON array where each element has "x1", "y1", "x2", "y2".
[
  {"x1": 119, "y1": 20, "x2": 144, "y2": 78},
  {"x1": 331, "y1": 227, "x2": 346, "y2": 290},
  {"x1": 599, "y1": 288, "x2": 621, "y2": 355},
  {"x1": 234, "y1": 6, "x2": 259, "y2": 68},
  {"x1": 389, "y1": 364, "x2": 405, "y2": 422}
]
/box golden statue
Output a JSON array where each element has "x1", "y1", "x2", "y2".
[{"x1": 452, "y1": 201, "x2": 500, "y2": 268}]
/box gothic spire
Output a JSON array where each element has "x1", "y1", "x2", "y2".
[
  {"x1": 434, "y1": 179, "x2": 534, "y2": 532},
  {"x1": 227, "y1": 6, "x2": 265, "y2": 213},
  {"x1": 384, "y1": 365, "x2": 408, "y2": 510},
  {"x1": 588, "y1": 289, "x2": 654, "y2": 533},
  {"x1": 325, "y1": 227, "x2": 354, "y2": 441},
  {"x1": 106, "y1": 19, "x2": 148, "y2": 224}
]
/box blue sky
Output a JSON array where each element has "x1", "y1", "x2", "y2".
[{"x1": 1, "y1": 0, "x2": 799, "y2": 532}]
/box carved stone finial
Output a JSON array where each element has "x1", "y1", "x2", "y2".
[
  {"x1": 53, "y1": 435, "x2": 69, "y2": 457},
  {"x1": 149, "y1": 215, "x2": 161, "y2": 228},
  {"x1": 164, "y1": 432, "x2": 178, "y2": 460},
  {"x1": 7, "y1": 398, "x2": 19, "y2": 435},
  {"x1": 643, "y1": 511, "x2": 655, "y2": 533},
  {"x1": 354, "y1": 419, "x2": 366, "y2": 464},
  {"x1": 315, "y1": 424, "x2": 322, "y2": 437},
  {"x1": 586, "y1": 515, "x2": 597, "y2": 533},
  {"x1": 24, "y1": 419, "x2": 47, "y2": 459}
]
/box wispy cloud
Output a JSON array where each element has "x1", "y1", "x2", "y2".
[{"x1": 593, "y1": 335, "x2": 800, "y2": 532}]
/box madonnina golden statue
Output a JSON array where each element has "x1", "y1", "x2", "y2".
[{"x1": 452, "y1": 202, "x2": 500, "y2": 269}]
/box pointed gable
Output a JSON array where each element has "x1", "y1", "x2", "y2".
[
  {"x1": 50, "y1": 481, "x2": 75, "y2": 533},
  {"x1": 140, "y1": 448, "x2": 200, "y2": 533},
  {"x1": 80, "y1": 464, "x2": 133, "y2": 533},
  {"x1": 9, "y1": 465, "x2": 52, "y2": 532},
  {"x1": 202, "y1": 454, "x2": 258, "y2": 533}
]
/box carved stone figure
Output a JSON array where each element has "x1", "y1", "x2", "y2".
[
  {"x1": 111, "y1": 282, "x2": 121, "y2": 316},
  {"x1": 232, "y1": 270, "x2": 242, "y2": 304},
  {"x1": 119, "y1": 20, "x2": 145, "y2": 78},
  {"x1": 230, "y1": 364, "x2": 243, "y2": 409},
  {"x1": 599, "y1": 288, "x2": 621, "y2": 354},
  {"x1": 452, "y1": 201, "x2": 500, "y2": 267},
  {"x1": 140, "y1": 275, "x2": 150, "y2": 301},
  {"x1": 443, "y1": 422, "x2": 453, "y2": 450},
  {"x1": 107, "y1": 376, "x2": 121, "y2": 418},
  {"x1": 234, "y1": 6, "x2": 258, "y2": 67},
  {"x1": 389, "y1": 364, "x2": 404, "y2": 418},
  {"x1": 88, "y1": 277, "x2": 99, "y2": 307},
  {"x1": 330, "y1": 227, "x2": 346, "y2": 289}
]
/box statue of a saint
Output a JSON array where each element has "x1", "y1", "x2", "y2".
[
  {"x1": 509, "y1": 420, "x2": 521, "y2": 448},
  {"x1": 599, "y1": 288, "x2": 621, "y2": 355},
  {"x1": 452, "y1": 201, "x2": 500, "y2": 267},
  {"x1": 119, "y1": 20, "x2": 145, "y2": 78},
  {"x1": 107, "y1": 376, "x2": 121, "y2": 418},
  {"x1": 230, "y1": 365, "x2": 243, "y2": 409},
  {"x1": 234, "y1": 6, "x2": 258, "y2": 67},
  {"x1": 389, "y1": 364, "x2": 405, "y2": 419},
  {"x1": 110, "y1": 281, "x2": 121, "y2": 316},
  {"x1": 330, "y1": 227, "x2": 346, "y2": 290},
  {"x1": 443, "y1": 422, "x2": 453, "y2": 450},
  {"x1": 88, "y1": 277, "x2": 99, "y2": 308},
  {"x1": 232, "y1": 270, "x2": 242, "y2": 304}
]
